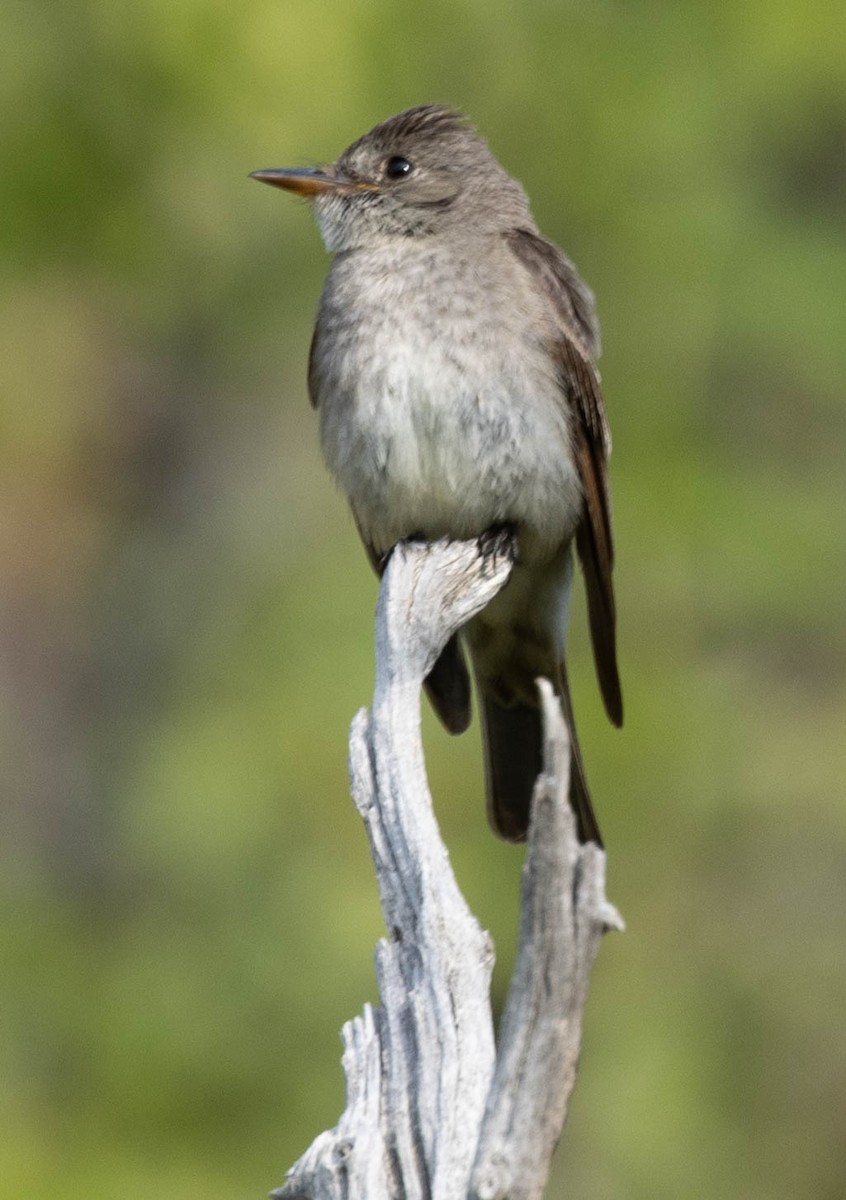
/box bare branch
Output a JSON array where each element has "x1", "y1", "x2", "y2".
[
  {"x1": 272, "y1": 536, "x2": 620, "y2": 1200},
  {"x1": 470, "y1": 679, "x2": 624, "y2": 1200}
]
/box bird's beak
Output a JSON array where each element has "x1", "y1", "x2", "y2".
[{"x1": 249, "y1": 166, "x2": 373, "y2": 196}]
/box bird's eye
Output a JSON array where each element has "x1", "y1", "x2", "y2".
[{"x1": 385, "y1": 156, "x2": 413, "y2": 180}]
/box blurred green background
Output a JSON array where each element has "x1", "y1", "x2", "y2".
[{"x1": 2, "y1": 1, "x2": 844, "y2": 1197}]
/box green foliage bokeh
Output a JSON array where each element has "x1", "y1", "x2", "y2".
[{"x1": 2, "y1": 2, "x2": 844, "y2": 1197}]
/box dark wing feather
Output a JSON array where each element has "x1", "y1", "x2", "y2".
[
  {"x1": 505, "y1": 227, "x2": 602, "y2": 359},
  {"x1": 307, "y1": 322, "x2": 321, "y2": 409},
  {"x1": 505, "y1": 228, "x2": 623, "y2": 727}
]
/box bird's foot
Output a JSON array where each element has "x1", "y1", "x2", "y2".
[{"x1": 478, "y1": 522, "x2": 518, "y2": 565}]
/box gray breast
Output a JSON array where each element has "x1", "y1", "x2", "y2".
[{"x1": 312, "y1": 240, "x2": 582, "y2": 555}]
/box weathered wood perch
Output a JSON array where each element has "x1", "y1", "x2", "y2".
[{"x1": 273, "y1": 535, "x2": 622, "y2": 1200}]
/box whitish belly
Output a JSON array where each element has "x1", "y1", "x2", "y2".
[{"x1": 319, "y1": 337, "x2": 582, "y2": 557}]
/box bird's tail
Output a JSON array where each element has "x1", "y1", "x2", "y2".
[{"x1": 478, "y1": 660, "x2": 602, "y2": 846}]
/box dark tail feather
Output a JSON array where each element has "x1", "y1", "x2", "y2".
[
  {"x1": 370, "y1": 536, "x2": 472, "y2": 736},
  {"x1": 424, "y1": 633, "x2": 472, "y2": 735},
  {"x1": 479, "y1": 670, "x2": 603, "y2": 846}
]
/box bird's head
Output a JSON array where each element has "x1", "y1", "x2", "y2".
[{"x1": 251, "y1": 105, "x2": 532, "y2": 250}]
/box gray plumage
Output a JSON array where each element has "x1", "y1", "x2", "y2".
[{"x1": 252, "y1": 105, "x2": 622, "y2": 844}]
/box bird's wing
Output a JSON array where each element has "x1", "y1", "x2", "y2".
[
  {"x1": 307, "y1": 323, "x2": 322, "y2": 409},
  {"x1": 505, "y1": 227, "x2": 623, "y2": 727}
]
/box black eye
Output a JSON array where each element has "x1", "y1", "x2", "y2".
[{"x1": 385, "y1": 156, "x2": 413, "y2": 179}]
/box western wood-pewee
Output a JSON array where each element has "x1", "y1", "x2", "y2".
[{"x1": 252, "y1": 105, "x2": 622, "y2": 844}]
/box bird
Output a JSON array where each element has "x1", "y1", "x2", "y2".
[{"x1": 251, "y1": 104, "x2": 622, "y2": 845}]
